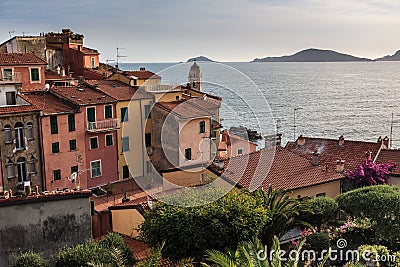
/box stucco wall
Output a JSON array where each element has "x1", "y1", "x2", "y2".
[
  {"x1": 288, "y1": 180, "x2": 342, "y2": 199},
  {"x1": 111, "y1": 209, "x2": 144, "y2": 237}
]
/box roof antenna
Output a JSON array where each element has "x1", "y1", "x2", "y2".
[
  {"x1": 8, "y1": 30, "x2": 15, "y2": 38},
  {"x1": 116, "y1": 47, "x2": 126, "y2": 71}
]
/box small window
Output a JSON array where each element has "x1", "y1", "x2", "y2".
[
  {"x1": 145, "y1": 133, "x2": 151, "y2": 147},
  {"x1": 15, "y1": 122, "x2": 25, "y2": 150},
  {"x1": 199, "y1": 121, "x2": 206, "y2": 133},
  {"x1": 69, "y1": 139, "x2": 77, "y2": 151},
  {"x1": 105, "y1": 134, "x2": 113, "y2": 146},
  {"x1": 30, "y1": 68, "x2": 40, "y2": 81},
  {"x1": 122, "y1": 137, "x2": 130, "y2": 152},
  {"x1": 52, "y1": 142, "x2": 60, "y2": 153},
  {"x1": 71, "y1": 165, "x2": 78, "y2": 174},
  {"x1": 27, "y1": 122, "x2": 34, "y2": 140},
  {"x1": 122, "y1": 165, "x2": 130, "y2": 179},
  {"x1": 144, "y1": 104, "x2": 151, "y2": 119},
  {"x1": 4, "y1": 125, "x2": 11, "y2": 144},
  {"x1": 121, "y1": 107, "x2": 128, "y2": 122},
  {"x1": 29, "y1": 156, "x2": 36, "y2": 174},
  {"x1": 3, "y1": 69, "x2": 12, "y2": 80},
  {"x1": 68, "y1": 114, "x2": 75, "y2": 132},
  {"x1": 185, "y1": 148, "x2": 192, "y2": 161},
  {"x1": 50, "y1": 116, "x2": 58, "y2": 134},
  {"x1": 90, "y1": 137, "x2": 98, "y2": 150},
  {"x1": 146, "y1": 161, "x2": 153, "y2": 174},
  {"x1": 53, "y1": 169, "x2": 61, "y2": 181},
  {"x1": 316, "y1": 193, "x2": 326, "y2": 198},
  {"x1": 91, "y1": 160, "x2": 102, "y2": 178},
  {"x1": 91, "y1": 57, "x2": 95, "y2": 68},
  {"x1": 105, "y1": 105, "x2": 113, "y2": 119},
  {"x1": 6, "y1": 160, "x2": 14, "y2": 179},
  {"x1": 6, "y1": 92, "x2": 16, "y2": 105},
  {"x1": 237, "y1": 148, "x2": 243, "y2": 155},
  {"x1": 175, "y1": 95, "x2": 179, "y2": 100}
]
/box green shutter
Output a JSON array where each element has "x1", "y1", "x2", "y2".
[
  {"x1": 50, "y1": 116, "x2": 58, "y2": 134},
  {"x1": 87, "y1": 107, "x2": 96, "y2": 122},
  {"x1": 68, "y1": 114, "x2": 75, "y2": 131},
  {"x1": 105, "y1": 105, "x2": 112, "y2": 119}
]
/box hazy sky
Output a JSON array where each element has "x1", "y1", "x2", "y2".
[{"x1": 0, "y1": 0, "x2": 399, "y2": 62}]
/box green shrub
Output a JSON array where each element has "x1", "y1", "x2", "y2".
[
  {"x1": 301, "y1": 196, "x2": 338, "y2": 228},
  {"x1": 11, "y1": 252, "x2": 48, "y2": 267},
  {"x1": 358, "y1": 245, "x2": 390, "y2": 266},
  {"x1": 98, "y1": 232, "x2": 134, "y2": 265}
]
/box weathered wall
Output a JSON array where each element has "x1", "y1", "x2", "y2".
[
  {"x1": 0, "y1": 195, "x2": 92, "y2": 265},
  {"x1": 46, "y1": 48, "x2": 63, "y2": 70},
  {"x1": 287, "y1": 180, "x2": 342, "y2": 199},
  {"x1": 111, "y1": 209, "x2": 144, "y2": 237}
]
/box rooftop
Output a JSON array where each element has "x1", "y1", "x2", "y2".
[
  {"x1": 44, "y1": 70, "x2": 75, "y2": 81},
  {"x1": 0, "y1": 53, "x2": 47, "y2": 66},
  {"x1": 22, "y1": 92, "x2": 78, "y2": 115},
  {"x1": 0, "y1": 103, "x2": 40, "y2": 116},
  {"x1": 124, "y1": 70, "x2": 161, "y2": 80},
  {"x1": 155, "y1": 100, "x2": 213, "y2": 119},
  {"x1": 85, "y1": 80, "x2": 153, "y2": 101},
  {"x1": 375, "y1": 149, "x2": 400, "y2": 175},
  {"x1": 50, "y1": 85, "x2": 116, "y2": 106}
]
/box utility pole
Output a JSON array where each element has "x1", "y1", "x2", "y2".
[
  {"x1": 293, "y1": 108, "x2": 302, "y2": 141},
  {"x1": 116, "y1": 47, "x2": 126, "y2": 71}
]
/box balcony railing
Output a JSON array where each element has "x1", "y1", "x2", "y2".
[
  {"x1": 87, "y1": 118, "x2": 120, "y2": 132},
  {"x1": 0, "y1": 72, "x2": 22, "y2": 84}
]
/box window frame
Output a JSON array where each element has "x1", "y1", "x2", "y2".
[
  {"x1": 122, "y1": 136, "x2": 130, "y2": 152},
  {"x1": 26, "y1": 122, "x2": 34, "y2": 140},
  {"x1": 104, "y1": 105, "x2": 113, "y2": 119},
  {"x1": 68, "y1": 114, "x2": 75, "y2": 132},
  {"x1": 6, "y1": 91, "x2": 16, "y2": 105},
  {"x1": 237, "y1": 148, "x2": 243, "y2": 155},
  {"x1": 199, "y1": 120, "x2": 206, "y2": 133},
  {"x1": 122, "y1": 165, "x2": 130, "y2": 179},
  {"x1": 15, "y1": 123, "x2": 25, "y2": 150},
  {"x1": 90, "y1": 160, "x2": 102, "y2": 178},
  {"x1": 2, "y1": 68, "x2": 13, "y2": 81},
  {"x1": 17, "y1": 158, "x2": 27, "y2": 183},
  {"x1": 105, "y1": 134, "x2": 114, "y2": 146},
  {"x1": 4, "y1": 125, "x2": 12, "y2": 144},
  {"x1": 144, "y1": 104, "x2": 151, "y2": 119},
  {"x1": 184, "y1": 148, "x2": 192, "y2": 161},
  {"x1": 53, "y1": 169, "x2": 61, "y2": 181},
  {"x1": 6, "y1": 161, "x2": 14, "y2": 179},
  {"x1": 30, "y1": 67, "x2": 40, "y2": 82},
  {"x1": 50, "y1": 116, "x2": 58, "y2": 134},
  {"x1": 89, "y1": 136, "x2": 99, "y2": 150},
  {"x1": 51, "y1": 142, "x2": 60, "y2": 154},
  {"x1": 69, "y1": 139, "x2": 77, "y2": 151},
  {"x1": 121, "y1": 107, "x2": 128, "y2": 122}
]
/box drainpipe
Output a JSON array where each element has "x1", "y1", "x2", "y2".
[{"x1": 38, "y1": 112, "x2": 46, "y2": 191}]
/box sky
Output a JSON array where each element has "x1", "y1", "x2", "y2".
[{"x1": 0, "y1": 0, "x2": 400, "y2": 62}]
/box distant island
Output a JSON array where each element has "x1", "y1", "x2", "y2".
[
  {"x1": 253, "y1": 48, "x2": 371, "y2": 62},
  {"x1": 187, "y1": 56, "x2": 214, "y2": 62},
  {"x1": 375, "y1": 50, "x2": 400, "y2": 61}
]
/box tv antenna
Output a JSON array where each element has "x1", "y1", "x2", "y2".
[
  {"x1": 8, "y1": 31, "x2": 15, "y2": 38},
  {"x1": 116, "y1": 47, "x2": 127, "y2": 71}
]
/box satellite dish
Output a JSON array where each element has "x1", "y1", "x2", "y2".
[
  {"x1": 69, "y1": 172, "x2": 77, "y2": 183},
  {"x1": 44, "y1": 84, "x2": 50, "y2": 92}
]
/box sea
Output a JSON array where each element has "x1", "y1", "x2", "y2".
[{"x1": 119, "y1": 61, "x2": 400, "y2": 148}]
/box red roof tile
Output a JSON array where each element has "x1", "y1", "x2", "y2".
[
  {"x1": 375, "y1": 149, "x2": 400, "y2": 175},
  {"x1": 0, "y1": 104, "x2": 40, "y2": 115},
  {"x1": 0, "y1": 53, "x2": 47, "y2": 66},
  {"x1": 124, "y1": 70, "x2": 161, "y2": 79},
  {"x1": 155, "y1": 100, "x2": 213, "y2": 119},
  {"x1": 85, "y1": 80, "x2": 153, "y2": 101},
  {"x1": 50, "y1": 85, "x2": 116, "y2": 106},
  {"x1": 44, "y1": 70, "x2": 75, "y2": 81},
  {"x1": 285, "y1": 136, "x2": 383, "y2": 173},
  {"x1": 222, "y1": 146, "x2": 343, "y2": 192},
  {"x1": 71, "y1": 46, "x2": 99, "y2": 54},
  {"x1": 22, "y1": 92, "x2": 78, "y2": 115}
]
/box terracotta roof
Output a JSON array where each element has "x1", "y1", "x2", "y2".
[
  {"x1": 222, "y1": 146, "x2": 343, "y2": 192},
  {"x1": 0, "y1": 53, "x2": 47, "y2": 66},
  {"x1": 45, "y1": 70, "x2": 75, "y2": 81},
  {"x1": 50, "y1": 85, "x2": 116, "y2": 106},
  {"x1": 375, "y1": 149, "x2": 400, "y2": 175},
  {"x1": 71, "y1": 46, "x2": 99, "y2": 54},
  {"x1": 0, "y1": 104, "x2": 40, "y2": 115},
  {"x1": 83, "y1": 68, "x2": 108, "y2": 80},
  {"x1": 22, "y1": 92, "x2": 78, "y2": 115},
  {"x1": 155, "y1": 100, "x2": 213, "y2": 119},
  {"x1": 85, "y1": 80, "x2": 153, "y2": 101},
  {"x1": 108, "y1": 195, "x2": 150, "y2": 211},
  {"x1": 124, "y1": 70, "x2": 161, "y2": 79},
  {"x1": 285, "y1": 136, "x2": 383, "y2": 173}
]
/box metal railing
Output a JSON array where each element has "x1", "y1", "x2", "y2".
[{"x1": 87, "y1": 118, "x2": 120, "y2": 132}]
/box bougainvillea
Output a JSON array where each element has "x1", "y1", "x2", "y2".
[{"x1": 348, "y1": 157, "x2": 395, "y2": 186}]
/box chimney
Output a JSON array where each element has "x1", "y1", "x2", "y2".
[
  {"x1": 312, "y1": 151, "x2": 319, "y2": 166},
  {"x1": 140, "y1": 67, "x2": 145, "y2": 71},
  {"x1": 377, "y1": 136, "x2": 382, "y2": 143},
  {"x1": 336, "y1": 159, "x2": 345, "y2": 173},
  {"x1": 61, "y1": 67, "x2": 66, "y2": 77},
  {"x1": 365, "y1": 151, "x2": 372, "y2": 160},
  {"x1": 297, "y1": 135, "x2": 305, "y2": 146},
  {"x1": 56, "y1": 65, "x2": 61, "y2": 75},
  {"x1": 339, "y1": 135, "x2": 345, "y2": 146},
  {"x1": 383, "y1": 136, "x2": 389, "y2": 149}
]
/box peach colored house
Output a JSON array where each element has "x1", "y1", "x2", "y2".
[
  {"x1": 106, "y1": 68, "x2": 161, "y2": 87},
  {"x1": 218, "y1": 130, "x2": 257, "y2": 158},
  {"x1": 22, "y1": 92, "x2": 87, "y2": 191}
]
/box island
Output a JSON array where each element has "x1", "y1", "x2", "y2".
[
  {"x1": 252, "y1": 48, "x2": 372, "y2": 62},
  {"x1": 187, "y1": 56, "x2": 214, "y2": 62},
  {"x1": 375, "y1": 50, "x2": 400, "y2": 61}
]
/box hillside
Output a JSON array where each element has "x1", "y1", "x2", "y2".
[
  {"x1": 187, "y1": 56, "x2": 214, "y2": 62},
  {"x1": 253, "y1": 48, "x2": 371, "y2": 62},
  {"x1": 375, "y1": 50, "x2": 400, "y2": 61}
]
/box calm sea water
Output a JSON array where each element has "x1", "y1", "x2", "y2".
[{"x1": 120, "y1": 62, "x2": 400, "y2": 147}]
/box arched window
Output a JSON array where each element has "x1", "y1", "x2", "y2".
[
  {"x1": 4, "y1": 124, "x2": 11, "y2": 143},
  {"x1": 6, "y1": 160, "x2": 14, "y2": 179},
  {"x1": 29, "y1": 156, "x2": 36, "y2": 174},
  {"x1": 17, "y1": 157, "x2": 27, "y2": 183},
  {"x1": 27, "y1": 122, "x2": 34, "y2": 140},
  {"x1": 14, "y1": 122, "x2": 25, "y2": 150}
]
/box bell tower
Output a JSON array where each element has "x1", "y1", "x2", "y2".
[{"x1": 188, "y1": 62, "x2": 202, "y2": 91}]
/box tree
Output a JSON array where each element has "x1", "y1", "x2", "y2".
[
  {"x1": 139, "y1": 188, "x2": 270, "y2": 260},
  {"x1": 348, "y1": 157, "x2": 395, "y2": 187},
  {"x1": 300, "y1": 197, "x2": 338, "y2": 229}
]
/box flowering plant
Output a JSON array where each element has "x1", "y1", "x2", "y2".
[{"x1": 348, "y1": 157, "x2": 395, "y2": 186}]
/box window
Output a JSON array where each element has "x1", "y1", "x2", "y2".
[
  {"x1": 69, "y1": 139, "x2": 77, "y2": 151},
  {"x1": 105, "y1": 105, "x2": 113, "y2": 119},
  {"x1": 185, "y1": 148, "x2": 192, "y2": 161},
  {"x1": 146, "y1": 161, "x2": 153, "y2": 174},
  {"x1": 91, "y1": 160, "x2": 102, "y2": 178},
  {"x1": 121, "y1": 107, "x2": 128, "y2": 122},
  {"x1": 52, "y1": 142, "x2": 60, "y2": 153},
  {"x1": 6, "y1": 160, "x2": 14, "y2": 179},
  {"x1": 17, "y1": 157, "x2": 27, "y2": 183},
  {"x1": 122, "y1": 165, "x2": 130, "y2": 179},
  {"x1": 199, "y1": 121, "x2": 206, "y2": 133},
  {"x1": 87, "y1": 107, "x2": 96, "y2": 122},
  {"x1": 68, "y1": 114, "x2": 75, "y2": 132},
  {"x1": 29, "y1": 156, "x2": 36, "y2": 174},
  {"x1": 90, "y1": 137, "x2": 98, "y2": 149},
  {"x1": 122, "y1": 137, "x2": 130, "y2": 152},
  {"x1": 145, "y1": 133, "x2": 151, "y2": 147},
  {"x1": 91, "y1": 57, "x2": 95, "y2": 68},
  {"x1": 6, "y1": 92, "x2": 16, "y2": 105},
  {"x1": 50, "y1": 116, "x2": 58, "y2": 134},
  {"x1": 237, "y1": 148, "x2": 243, "y2": 155},
  {"x1": 4, "y1": 125, "x2": 11, "y2": 143},
  {"x1": 27, "y1": 122, "x2": 34, "y2": 140},
  {"x1": 15, "y1": 122, "x2": 25, "y2": 150},
  {"x1": 3, "y1": 69, "x2": 12, "y2": 80},
  {"x1": 71, "y1": 165, "x2": 78, "y2": 174},
  {"x1": 105, "y1": 134, "x2": 113, "y2": 146},
  {"x1": 30, "y1": 68, "x2": 40, "y2": 82},
  {"x1": 144, "y1": 104, "x2": 151, "y2": 119},
  {"x1": 316, "y1": 193, "x2": 326, "y2": 198},
  {"x1": 53, "y1": 169, "x2": 61, "y2": 181}
]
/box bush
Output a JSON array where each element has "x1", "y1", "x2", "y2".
[
  {"x1": 358, "y1": 245, "x2": 390, "y2": 266},
  {"x1": 11, "y1": 252, "x2": 48, "y2": 267},
  {"x1": 301, "y1": 196, "x2": 338, "y2": 228},
  {"x1": 98, "y1": 232, "x2": 134, "y2": 265}
]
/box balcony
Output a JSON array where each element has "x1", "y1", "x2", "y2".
[{"x1": 87, "y1": 118, "x2": 120, "y2": 132}]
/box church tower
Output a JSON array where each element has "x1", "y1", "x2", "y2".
[{"x1": 188, "y1": 62, "x2": 202, "y2": 91}]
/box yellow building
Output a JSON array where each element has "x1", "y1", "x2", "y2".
[{"x1": 106, "y1": 68, "x2": 161, "y2": 87}]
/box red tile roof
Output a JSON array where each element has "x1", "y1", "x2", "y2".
[
  {"x1": 50, "y1": 85, "x2": 116, "y2": 106},
  {"x1": 124, "y1": 70, "x2": 161, "y2": 79},
  {"x1": 85, "y1": 80, "x2": 153, "y2": 101},
  {"x1": 222, "y1": 146, "x2": 343, "y2": 192},
  {"x1": 71, "y1": 47, "x2": 99, "y2": 55},
  {"x1": 285, "y1": 136, "x2": 383, "y2": 173},
  {"x1": 0, "y1": 104, "x2": 40, "y2": 115},
  {"x1": 22, "y1": 92, "x2": 78, "y2": 115},
  {"x1": 0, "y1": 53, "x2": 47, "y2": 66},
  {"x1": 44, "y1": 70, "x2": 75, "y2": 81},
  {"x1": 155, "y1": 100, "x2": 213, "y2": 119},
  {"x1": 375, "y1": 149, "x2": 400, "y2": 175}
]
